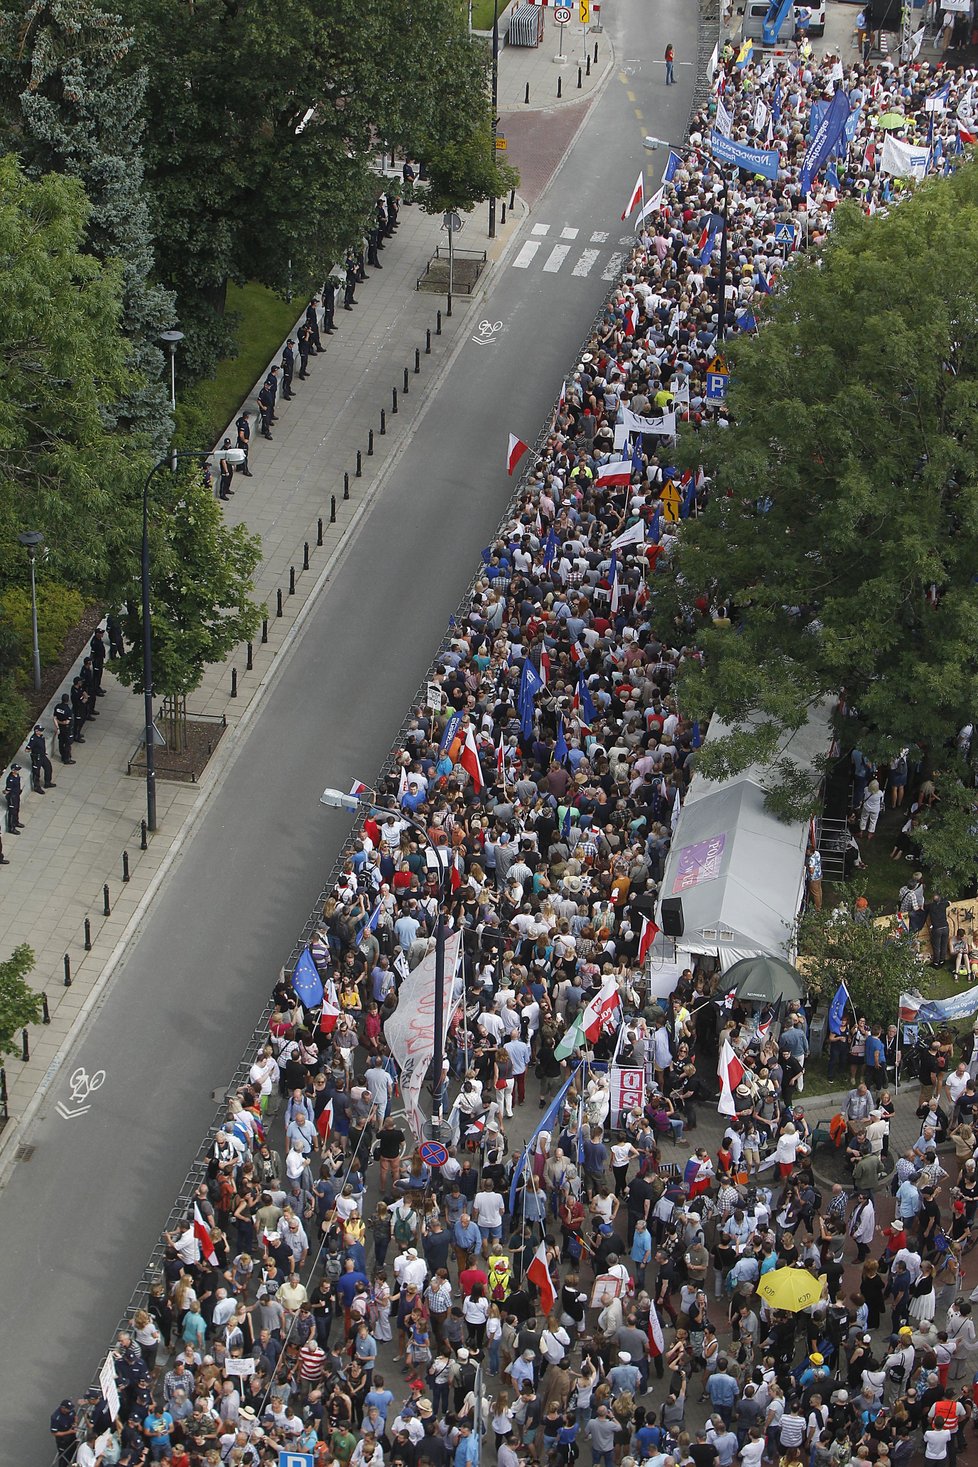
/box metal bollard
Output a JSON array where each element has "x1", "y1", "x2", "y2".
[
  {"x1": 64, "y1": 953, "x2": 72, "y2": 986},
  {"x1": 103, "y1": 884, "x2": 111, "y2": 916},
  {"x1": 404, "y1": 367, "x2": 409, "y2": 394},
  {"x1": 330, "y1": 495, "x2": 336, "y2": 524},
  {"x1": 392, "y1": 388, "x2": 398, "y2": 414},
  {"x1": 303, "y1": 541, "x2": 310, "y2": 570},
  {"x1": 524, "y1": 82, "x2": 530, "y2": 104},
  {"x1": 356, "y1": 450, "x2": 363, "y2": 477},
  {"x1": 557, "y1": 74, "x2": 562, "y2": 98},
  {"x1": 380, "y1": 409, "x2": 386, "y2": 435},
  {"x1": 276, "y1": 589, "x2": 283, "y2": 617},
  {"x1": 123, "y1": 850, "x2": 130, "y2": 882},
  {"x1": 289, "y1": 565, "x2": 295, "y2": 595},
  {"x1": 344, "y1": 472, "x2": 350, "y2": 500},
  {"x1": 368, "y1": 430, "x2": 374, "y2": 456},
  {"x1": 261, "y1": 616, "x2": 269, "y2": 643},
  {"x1": 140, "y1": 820, "x2": 147, "y2": 851},
  {"x1": 501, "y1": 203, "x2": 507, "y2": 225},
  {"x1": 415, "y1": 348, "x2": 421, "y2": 374},
  {"x1": 587, "y1": 53, "x2": 591, "y2": 74},
  {"x1": 230, "y1": 668, "x2": 238, "y2": 698},
  {"x1": 246, "y1": 641, "x2": 253, "y2": 671},
  {"x1": 84, "y1": 918, "x2": 92, "y2": 950},
  {"x1": 317, "y1": 517, "x2": 324, "y2": 545},
  {"x1": 436, "y1": 310, "x2": 442, "y2": 335},
  {"x1": 594, "y1": 41, "x2": 598, "y2": 60},
  {"x1": 578, "y1": 65, "x2": 582, "y2": 87},
  {"x1": 510, "y1": 188, "x2": 516, "y2": 208},
  {"x1": 21, "y1": 1028, "x2": 29, "y2": 1061},
  {"x1": 426, "y1": 330, "x2": 431, "y2": 354},
  {"x1": 42, "y1": 993, "x2": 50, "y2": 1025}
]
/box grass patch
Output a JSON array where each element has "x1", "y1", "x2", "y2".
[
  {"x1": 471, "y1": 0, "x2": 504, "y2": 30},
  {"x1": 191, "y1": 283, "x2": 301, "y2": 441}
]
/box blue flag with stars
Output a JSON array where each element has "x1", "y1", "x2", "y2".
[
  {"x1": 561, "y1": 805, "x2": 572, "y2": 838},
  {"x1": 543, "y1": 527, "x2": 558, "y2": 570},
  {"x1": 518, "y1": 657, "x2": 544, "y2": 739},
  {"x1": 692, "y1": 720, "x2": 702, "y2": 749},
  {"x1": 631, "y1": 433, "x2": 644, "y2": 476},
  {"x1": 577, "y1": 673, "x2": 597, "y2": 725},
  {"x1": 292, "y1": 948, "x2": 324, "y2": 1009},
  {"x1": 554, "y1": 716, "x2": 569, "y2": 765}
]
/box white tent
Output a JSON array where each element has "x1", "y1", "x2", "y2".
[{"x1": 655, "y1": 702, "x2": 833, "y2": 972}]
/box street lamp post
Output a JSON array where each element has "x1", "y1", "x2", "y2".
[
  {"x1": 159, "y1": 330, "x2": 185, "y2": 412},
  {"x1": 489, "y1": 0, "x2": 500, "y2": 239},
  {"x1": 17, "y1": 531, "x2": 44, "y2": 693},
  {"x1": 320, "y1": 786, "x2": 451, "y2": 1124},
  {"x1": 141, "y1": 447, "x2": 244, "y2": 832}
]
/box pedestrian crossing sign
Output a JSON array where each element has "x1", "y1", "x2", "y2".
[
  {"x1": 579, "y1": 0, "x2": 590, "y2": 21},
  {"x1": 660, "y1": 482, "x2": 681, "y2": 522},
  {"x1": 774, "y1": 221, "x2": 795, "y2": 245}
]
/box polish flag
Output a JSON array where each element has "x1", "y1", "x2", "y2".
[
  {"x1": 496, "y1": 735, "x2": 506, "y2": 782},
  {"x1": 540, "y1": 649, "x2": 551, "y2": 686},
  {"x1": 194, "y1": 1204, "x2": 218, "y2": 1267},
  {"x1": 623, "y1": 301, "x2": 640, "y2": 336},
  {"x1": 620, "y1": 171, "x2": 644, "y2": 221},
  {"x1": 638, "y1": 917, "x2": 659, "y2": 964},
  {"x1": 527, "y1": 1241, "x2": 558, "y2": 1317},
  {"x1": 610, "y1": 569, "x2": 621, "y2": 614},
  {"x1": 507, "y1": 433, "x2": 529, "y2": 476},
  {"x1": 398, "y1": 764, "x2": 409, "y2": 799},
  {"x1": 319, "y1": 988, "x2": 341, "y2": 1034},
  {"x1": 449, "y1": 848, "x2": 464, "y2": 893},
  {"x1": 569, "y1": 640, "x2": 586, "y2": 664},
  {"x1": 458, "y1": 725, "x2": 484, "y2": 792},
  {"x1": 582, "y1": 976, "x2": 621, "y2": 1042},
  {"x1": 717, "y1": 1035, "x2": 745, "y2": 1117},
  {"x1": 960, "y1": 123, "x2": 977, "y2": 144},
  {"x1": 595, "y1": 458, "x2": 633, "y2": 487},
  {"x1": 316, "y1": 1098, "x2": 334, "y2": 1142},
  {"x1": 349, "y1": 779, "x2": 368, "y2": 796},
  {"x1": 647, "y1": 1300, "x2": 665, "y2": 1357}
]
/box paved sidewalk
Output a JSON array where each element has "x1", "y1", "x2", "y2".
[{"x1": 0, "y1": 34, "x2": 615, "y2": 1163}]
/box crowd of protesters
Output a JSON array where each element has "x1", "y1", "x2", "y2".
[{"x1": 51, "y1": 33, "x2": 978, "y2": 1467}]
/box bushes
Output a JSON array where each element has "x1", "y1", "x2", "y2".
[{"x1": 0, "y1": 583, "x2": 86, "y2": 678}]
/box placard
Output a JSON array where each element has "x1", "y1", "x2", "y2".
[
  {"x1": 610, "y1": 1065, "x2": 645, "y2": 1128},
  {"x1": 99, "y1": 1354, "x2": 120, "y2": 1422},
  {"x1": 590, "y1": 1271, "x2": 627, "y2": 1307},
  {"x1": 224, "y1": 1357, "x2": 257, "y2": 1378}
]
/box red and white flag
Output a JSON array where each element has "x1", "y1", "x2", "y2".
[
  {"x1": 459, "y1": 725, "x2": 484, "y2": 792},
  {"x1": 194, "y1": 1204, "x2": 218, "y2": 1266},
  {"x1": 569, "y1": 640, "x2": 587, "y2": 665},
  {"x1": 540, "y1": 649, "x2": 551, "y2": 686},
  {"x1": 319, "y1": 985, "x2": 341, "y2": 1034},
  {"x1": 349, "y1": 779, "x2": 368, "y2": 796},
  {"x1": 623, "y1": 301, "x2": 640, "y2": 336},
  {"x1": 398, "y1": 764, "x2": 409, "y2": 799},
  {"x1": 717, "y1": 1035, "x2": 745, "y2": 1117},
  {"x1": 595, "y1": 458, "x2": 633, "y2": 487},
  {"x1": 316, "y1": 1098, "x2": 334, "y2": 1141},
  {"x1": 507, "y1": 433, "x2": 529, "y2": 476},
  {"x1": 610, "y1": 569, "x2": 621, "y2": 614},
  {"x1": 582, "y1": 976, "x2": 621, "y2": 1042},
  {"x1": 647, "y1": 1300, "x2": 665, "y2": 1357},
  {"x1": 496, "y1": 735, "x2": 506, "y2": 783},
  {"x1": 638, "y1": 916, "x2": 659, "y2": 965},
  {"x1": 527, "y1": 1241, "x2": 558, "y2": 1316},
  {"x1": 620, "y1": 170, "x2": 644, "y2": 221},
  {"x1": 960, "y1": 122, "x2": 977, "y2": 145}
]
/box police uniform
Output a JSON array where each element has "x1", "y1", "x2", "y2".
[
  {"x1": 218, "y1": 439, "x2": 235, "y2": 500},
  {"x1": 5, "y1": 766, "x2": 23, "y2": 832},
  {"x1": 305, "y1": 297, "x2": 324, "y2": 351},
  {"x1": 281, "y1": 340, "x2": 296, "y2": 399},
  {"x1": 322, "y1": 281, "x2": 336, "y2": 333},
  {"x1": 257, "y1": 382, "x2": 274, "y2": 439},
  {"x1": 53, "y1": 697, "x2": 75, "y2": 763},
  {"x1": 344, "y1": 257, "x2": 358, "y2": 309},
  {"x1": 367, "y1": 227, "x2": 383, "y2": 268},
  {"x1": 235, "y1": 412, "x2": 254, "y2": 475},
  {"x1": 27, "y1": 726, "x2": 55, "y2": 793},
  {"x1": 89, "y1": 627, "x2": 107, "y2": 696},
  {"x1": 70, "y1": 676, "x2": 90, "y2": 740}
]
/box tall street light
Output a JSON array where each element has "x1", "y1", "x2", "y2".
[
  {"x1": 488, "y1": 0, "x2": 500, "y2": 239},
  {"x1": 17, "y1": 531, "x2": 44, "y2": 693},
  {"x1": 141, "y1": 447, "x2": 244, "y2": 832},
  {"x1": 320, "y1": 785, "x2": 451, "y2": 1127},
  {"x1": 159, "y1": 330, "x2": 185, "y2": 412}
]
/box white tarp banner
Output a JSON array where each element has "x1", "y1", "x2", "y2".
[
  {"x1": 880, "y1": 134, "x2": 930, "y2": 179},
  {"x1": 99, "y1": 1354, "x2": 120, "y2": 1422},
  {"x1": 621, "y1": 406, "x2": 677, "y2": 438},
  {"x1": 384, "y1": 930, "x2": 462, "y2": 1142}
]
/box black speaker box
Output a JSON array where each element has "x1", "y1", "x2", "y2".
[{"x1": 660, "y1": 897, "x2": 684, "y2": 937}]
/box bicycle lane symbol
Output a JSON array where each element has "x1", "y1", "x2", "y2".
[{"x1": 56, "y1": 1065, "x2": 106, "y2": 1120}]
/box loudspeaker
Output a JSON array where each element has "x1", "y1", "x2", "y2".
[{"x1": 660, "y1": 897, "x2": 684, "y2": 938}]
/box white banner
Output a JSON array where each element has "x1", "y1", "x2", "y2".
[
  {"x1": 880, "y1": 133, "x2": 930, "y2": 179},
  {"x1": 621, "y1": 406, "x2": 677, "y2": 437},
  {"x1": 224, "y1": 1357, "x2": 256, "y2": 1378},
  {"x1": 384, "y1": 930, "x2": 462, "y2": 1142},
  {"x1": 610, "y1": 1065, "x2": 646, "y2": 1128},
  {"x1": 611, "y1": 521, "x2": 647, "y2": 551},
  {"x1": 716, "y1": 97, "x2": 733, "y2": 139},
  {"x1": 99, "y1": 1354, "x2": 120, "y2": 1423}
]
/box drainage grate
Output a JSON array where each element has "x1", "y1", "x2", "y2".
[{"x1": 14, "y1": 1144, "x2": 34, "y2": 1162}]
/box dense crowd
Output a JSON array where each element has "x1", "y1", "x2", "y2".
[{"x1": 52, "y1": 34, "x2": 978, "y2": 1467}]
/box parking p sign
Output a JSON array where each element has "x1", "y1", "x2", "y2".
[{"x1": 279, "y1": 1454, "x2": 315, "y2": 1467}]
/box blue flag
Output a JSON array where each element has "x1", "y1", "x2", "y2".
[
  {"x1": 631, "y1": 433, "x2": 644, "y2": 475},
  {"x1": 650, "y1": 505, "x2": 661, "y2": 545},
  {"x1": 710, "y1": 130, "x2": 780, "y2": 181},
  {"x1": 825, "y1": 163, "x2": 840, "y2": 191},
  {"x1": 439, "y1": 710, "x2": 463, "y2": 753},
  {"x1": 355, "y1": 902, "x2": 381, "y2": 946},
  {"x1": 292, "y1": 948, "x2": 324, "y2": 1009},
  {"x1": 691, "y1": 720, "x2": 701, "y2": 749},
  {"x1": 828, "y1": 981, "x2": 850, "y2": 1036},
  {"x1": 543, "y1": 527, "x2": 558, "y2": 570},
  {"x1": 577, "y1": 673, "x2": 597, "y2": 725},
  {"x1": 518, "y1": 657, "x2": 543, "y2": 739},
  {"x1": 663, "y1": 149, "x2": 683, "y2": 184},
  {"x1": 698, "y1": 212, "x2": 724, "y2": 268},
  {"x1": 554, "y1": 717, "x2": 569, "y2": 765},
  {"x1": 772, "y1": 81, "x2": 782, "y2": 122},
  {"x1": 799, "y1": 87, "x2": 850, "y2": 196},
  {"x1": 561, "y1": 805, "x2": 572, "y2": 839},
  {"x1": 680, "y1": 476, "x2": 696, "y2": 520},
  {"x1": 508, "y1": 1063, "x2": 583, "y2": 1214}
]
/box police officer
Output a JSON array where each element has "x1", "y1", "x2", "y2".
[
  {"x1": 297, "y1": 326, "x2": 312, "y2": 379},
  {"x1": 79, "y1": 656, "x2": 100, "y2": 714},
  {"x1": 265, "y1": 366, "x2": 280, "y2": 422},
  {"x1": 106, "y1": 612, "x2": 125, "y2": 660},
  {"x1": 5, "y1": 765, "x2": 23, "y2": 833},
  {"x1": 322, "y1": 279, "x2": 337, "y2": 334},
  {"x1": 53, "y1": 694, "x2": 75, "y2": 764},
  {"x1": 344, "y1": 256, "x2": 358, "y2": 310},
  {"x1": 305, "y1": 296, "x2": 324, "y2": 352},
  {"x1": 386, "y1": 191, "x2": 400, "y2": 232},
  {"x1": 70, "y1": 675, "x2": 90, "y2": 741},
  {"x1": 50, "y1": 1400, "x2": 78, "y2": 1466},
  {"x1": 281, "y1": 339, "x2": 296, "y2": 399},
  {"x1": 218, "y1": 438, "x2": 235, "y2": 500},
  {"x1": 27, "y1": 725, "x2": 55, "y2": 793},
  {"x1": 89, "y1": 625, "x2": 107, "y2": 697},
  {"x1": 257, "y1": 379, "x2": 274, "y2": 440},
  {"x1": 367, "y1": 225, "x2": 383, "y2": 269},
  {"x1": 235, "y1": 411, "x2": 254, "y2": 476}
]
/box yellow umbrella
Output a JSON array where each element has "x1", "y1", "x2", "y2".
[{"x1": 757, "y1": 1266, "x2": 827, "y2": 1313}]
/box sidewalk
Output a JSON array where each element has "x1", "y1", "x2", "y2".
[{"x1": 0, "y1": 34, "x2": 614, "y2": 1165}]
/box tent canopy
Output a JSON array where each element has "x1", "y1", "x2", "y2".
[{"x1": 658, "y1": 702, "x2": 833, "y2": 970}]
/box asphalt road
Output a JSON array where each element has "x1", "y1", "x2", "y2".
[{"x1": 0, "y1": 1, "x2": 698, "y2": 1458}]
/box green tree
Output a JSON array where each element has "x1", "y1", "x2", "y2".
[
  {"x1": 0, "y1": 0, "x2": 175, "y2": 450},
  {"x1": 112, "y1": 465, "x2": 263, "y2": 729},
  {"x1": 796, "y1": 903, "x2": 919, "y2": 1028},
  {"x1": 0, "y1": 154, "x2": 143, "y2": 595},
  {"x1": 0, "y1": 944, "x2": 42, "y2": 1058},
  {"x1": 420, "y1": 123, "x2": 519, "y2": 215},
  {"x1": 666, "y1": 163, "x2": 978, "y2": 892}
]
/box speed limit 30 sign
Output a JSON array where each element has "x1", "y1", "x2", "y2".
[{"x1": 554, "y1": 5, "x2": 572, "y2": 21}]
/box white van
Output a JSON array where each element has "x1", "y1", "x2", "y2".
[{"x1": 738, "y1": 0, "x2": 827, "y2": 42}]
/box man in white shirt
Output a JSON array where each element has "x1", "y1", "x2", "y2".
[
  {"x1": 394, "y1": 1246, "x2": 428, "y2": 1290},
  {"x1": 472, "y1": 1182, "x2": 505, "y2": 1246}
]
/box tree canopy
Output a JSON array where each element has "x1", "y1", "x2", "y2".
[
  {"x1": 666, "y1": 163, "x2": 978, "y2": 888},
  {"x1": 0, "y1": 943, "x2": 41, "y2": 1058}
]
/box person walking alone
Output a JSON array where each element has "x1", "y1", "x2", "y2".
[{"x1": 664, "y1": 43, "x2": 675, "y2": 84}]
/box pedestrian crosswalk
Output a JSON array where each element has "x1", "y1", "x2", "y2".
[{"x1": 510, "y1": 220, "x2": 630, "y2": 282}]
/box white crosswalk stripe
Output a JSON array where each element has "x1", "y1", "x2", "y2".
[
  {"x1": 590, "y1": 230, "x2": 609, "y2": 242},
  {"x1": 572, "y1": 250, "x2": 601, "y2": 277},
  {"x1": 513, "y1": 241, "x2": 542, "y2": 269},
  {"x1": 601, "y1": 251, "x2": 625, "y2": 280},
  {"x1": 560, "y1": 227, "x2": 579, "y2": 239},
  {"x1": 543, "y1": 245, "x2": 571, "y2": 272},
  {"x1": 531, "y1": 223, "x2": 550, "y2": 235}
]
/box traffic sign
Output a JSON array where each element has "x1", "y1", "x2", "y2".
[
  {"x1": 554, "y1": 5, "x2": 572, "y2": 20},
  {"x1": 579, "y1": 0, "x2": 590, "y2": 22},
  {"x1": 660, "y1": 483, "x2": 681, "y2": 523},
  {"x1": 442, "y1": 211, "x2": 463, "y2": 233},
  {"x1": 279, "y1": 1453, "x2": 315, "y2": 1467},
  {"x1": 706, "y1": 355, "x2": 729, "y2": 404},
  {"x1": 495, "y1": 137, "x2": 508, "y2": 150},
  {"x1": 419, "y1": 1139, "x2": 449, "y2": 1168},
  {"x1": 774, "y1": 221, "x2": 794, "y2": 245}
]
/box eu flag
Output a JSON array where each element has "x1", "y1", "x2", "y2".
[
  {"x1": 543, "y1": 527, "x2": 558, "y2": 570},
  {"x1": 518, "y1": 658, "x2": 543, "y2": 739},
  {"x1": 292, "y1": 948, "x2": 324, "y2": 1009},
  {"x1": 578, "y1": 674, "x2": 597, "y2": 725},
  {"x1": 828, "y1": 981, "x2": 850, "y2": 1035},
  {"x1": 554, "y1": 717, "x2": 569, "y2": 765}
]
